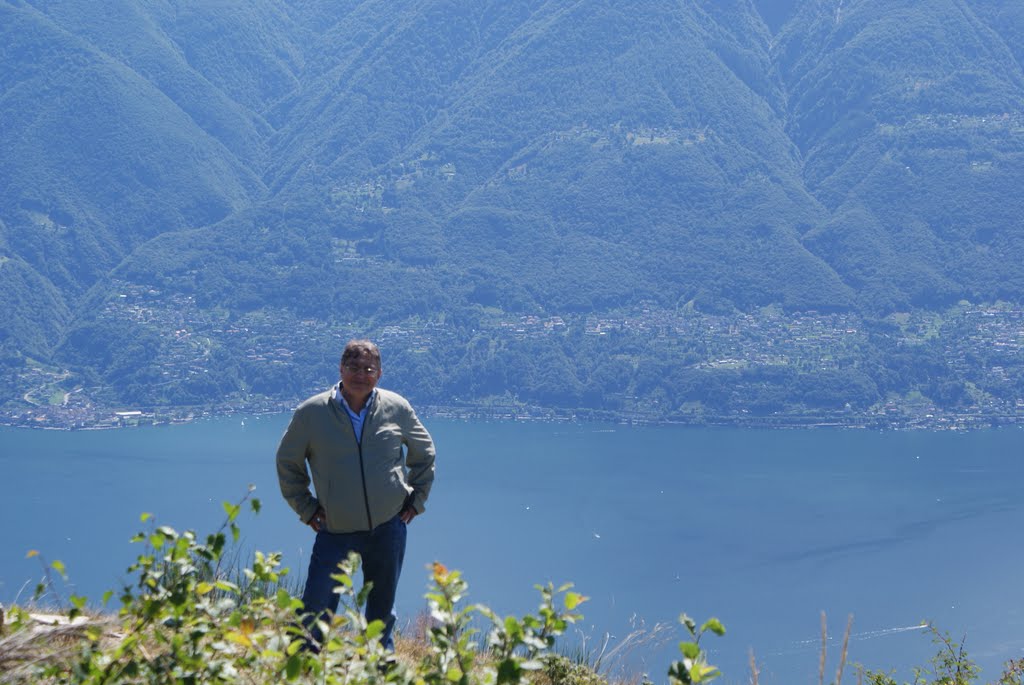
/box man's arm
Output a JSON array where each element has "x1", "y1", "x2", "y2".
[
  {"x1": 275, "y1": 409, "x2": 320, "y2": 525},
  {"x1": 401, "y1": 405, "x2": 436, "y2": 518}
]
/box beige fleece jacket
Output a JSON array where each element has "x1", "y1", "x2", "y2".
[{"x1": 276, "y1": 387, "x2": 435, "y2": 533}]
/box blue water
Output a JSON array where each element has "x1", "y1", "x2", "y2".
[{"x1": 2, "y1": 418, "x2": 1022, "y2": 684}]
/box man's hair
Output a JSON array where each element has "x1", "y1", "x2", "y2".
[{"x1": 340, "y1": 339, "x2": 381, "y2": 368}]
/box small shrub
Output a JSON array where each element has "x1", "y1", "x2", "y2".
[
  {"x1": 542, "y1": 654, "x2": 609, "y2": 685},
  {"x1": 1, "y1": 490, "x2": 590, "y2": 685},
  {"x1": 6, "y1": 488, "x2": 1015, "y2": 685},
  {"x1": 864, "y1": 625, "x2": 1023, "y2": 685}
]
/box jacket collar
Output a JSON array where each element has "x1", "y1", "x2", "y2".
[{"x1": 331, "y1": 383, "x2": 377, "y2": 417}]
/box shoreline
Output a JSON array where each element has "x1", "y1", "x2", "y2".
[{"x1": 2, "y1": 400, "x2": 1022, "y2": 432}]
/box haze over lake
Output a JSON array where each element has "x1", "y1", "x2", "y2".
[{"x1": 2, "y1": 418, "x2": 1022, "y2": 683}]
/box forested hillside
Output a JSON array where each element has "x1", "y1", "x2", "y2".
[{"x1": 3, "y1": 0, "x2": 1024, "y2": 426}]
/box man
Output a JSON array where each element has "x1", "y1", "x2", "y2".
[{"x1": 276, "y1": 339, "x2": 435, "y2": 651}]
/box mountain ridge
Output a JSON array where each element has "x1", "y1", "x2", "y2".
[{"x1": 2, "y1": 0, "x2": 1023, "y2": 421}]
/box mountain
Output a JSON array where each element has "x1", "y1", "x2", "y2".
[
  {"x1": 0, "y1": 0, "x2": 267, "y2": 355},
  {"x1": 778, "y1": 0, "x2": 1024, "y2": 310},
  {"x1": 2, "y1": 0, "x2": 1024, "y2": 421}
]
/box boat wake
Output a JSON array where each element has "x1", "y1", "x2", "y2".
[
  {"x1": 767, "y1": 623, "x2": 929, "y2": 657},
  {"x1": 848, "y1": 623, "x2": 929, "y2": 641}
]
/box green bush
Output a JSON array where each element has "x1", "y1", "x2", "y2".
[
  {"x1": 3, "y1": 489, "x2": 676, "y2": 685},
  {"x1": 10, "y1": 489, "x2": 1021, "y2": 685}
]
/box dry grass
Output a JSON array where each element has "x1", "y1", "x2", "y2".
[
  {"x1": 820, "y1": 611, "x2": 829, "y2": 685},
  {"x1": 0, "y1": 609, "x2": 120, "y2": 683},
  {"x1": 835, "y1": 614, "x2": 853, "y2": 685},
  {"x1": 750, "y1": 612, "x2": 854, "y2": 685},
  {"x1": 393, "y1": 610, "x2": 438, "y2": 666},
  {"x1": 818, "y1": 612, "x2": 854, "y2": 685},
  {"x1": 391, "y1": 610, "x2": 638, "y2": 685}
]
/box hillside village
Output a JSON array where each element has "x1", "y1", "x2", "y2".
[{"x1": 4, "y1": 280, "x2": 1023, "y2": 431}]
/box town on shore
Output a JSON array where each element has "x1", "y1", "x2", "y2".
[
  {"x1": 4, "y1": 290, "x2": 1023, "y2": 432},
  {"x1": 3, "y1": 395, "x2": 1022, "y2": 432}
]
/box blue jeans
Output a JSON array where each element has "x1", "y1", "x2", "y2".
[{"x1": 300, "y1": 514, "x2": 407, "y2": 650}]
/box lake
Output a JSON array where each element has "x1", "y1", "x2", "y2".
[{"x1": 2, "y1": 417, "x2": 1022, "y2": 684}]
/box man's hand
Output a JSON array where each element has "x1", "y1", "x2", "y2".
[
  {"x1": 399, "y1": 506, "x2": 417, "y2": 524},
  {"x1": 307, "y1": 506, "x2": 327, "y2": 532}
]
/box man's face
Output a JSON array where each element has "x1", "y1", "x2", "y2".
[{"x1": 340, "y1": 352, "x2": 382, "y2": 396}]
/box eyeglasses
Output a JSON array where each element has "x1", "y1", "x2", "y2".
[{"x1": 343, "y1": 364, "x2": 379, "y2": 375}]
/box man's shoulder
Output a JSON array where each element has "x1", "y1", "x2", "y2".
[{"x1": 375, "y1": 388, "x2": 413, "y2": 411}]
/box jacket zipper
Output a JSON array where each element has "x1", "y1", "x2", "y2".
[{"x1": 356, "y1": 398, "x2": 374, "y2": 530}]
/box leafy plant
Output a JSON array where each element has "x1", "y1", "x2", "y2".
[
  {"x1": 8, "y1": 490, "x2": 1021, "y2": 685},
  {"x1": 864, "y1": 624, "x2": 1023, "y2": 685},
  {"x1": 2, "y1": 490, "x2": 589, "y2": 685},
  {"x1": 667, "y1": 613, "x2": 726, "y2": 685}
]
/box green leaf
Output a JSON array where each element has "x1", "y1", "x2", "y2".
[
  {"x1": 500, "y1": 616, "x2": 522, "y2": 644},
  {"x1": 669, "y1": 661, "x2": 692, "y2": 685},
  {"x1": 231, "y1": 523, "x2": 240, "y2": 544},
  {"x1": 564, "y1": 591, "x2": 588, "y2": 610},
  {"x1": 196, "y1": 582, "x2": 214, "y2": 595},
  {"x1": 51, "y1": 560, "x2": 67, "y2": 578},
  {"x1": 140, "y1": 512, "x2": 152, "y2": 522},
  {"x1": 680, "y1": 641, "x2": 700, "y2": 659},
  {"x1": 366, "y1": 620, "x2": 385, "y2": 639},
  {"x1": 496, "y1": 658, "x2": 521, "y2": 685},
  {"x1": 209, "y1": 532, "x2": 226, "y2": 558},
  {"x1": 691, "y1": 662, "x2": 721, "y2": 684},
  {"x1": 70, "y1": 594, "x2": 87, "y2": 610},
  {"x1": 251, "y1": 498, "x2": 262, "y2": 514},
  {"x1": 330, "y1": 573, "x2": 353, "y2": 588},
  {"x1": 356, "y1": 580, "x2": 374, "y2": 607},
  {"x1": 225, "y1": 631, "x2": 253, "y2": 648},
  {"x1": 222, "y1": 501, "x2": 241, "y2": 522},
  {"x1": 102, "y1": 590, "x2": 113, "y2": 606},
  {"x1": 285, "y1": 653, "x2": 302, "y2": 680},
  {"x1": 700, "y1": 617, "x2": 726, "y2": 636}
]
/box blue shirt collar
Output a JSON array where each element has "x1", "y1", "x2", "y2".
[{"x1": 332, "y1": 383, "x2": 376, "y2": 420}]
